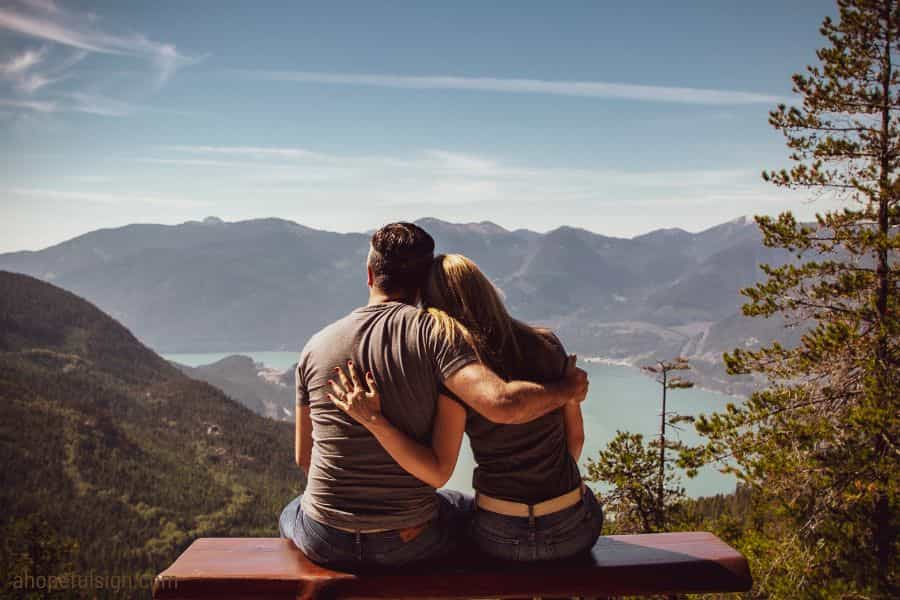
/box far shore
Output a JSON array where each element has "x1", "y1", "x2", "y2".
[{"x1": 583, "y1": 355, "x2": 748, "y2": 400}]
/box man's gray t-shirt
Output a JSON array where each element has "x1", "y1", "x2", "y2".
[{"x1": 297, "y1": 301, "x2": 476, "y2": 531}]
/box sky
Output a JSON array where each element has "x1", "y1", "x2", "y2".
[{"x1": 0, "y1": 0, "x2": 838, "y2": 252}]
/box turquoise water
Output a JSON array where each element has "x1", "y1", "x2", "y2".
[{"x1": 164, "y1": 351, "x2": 738, "y2": 498}]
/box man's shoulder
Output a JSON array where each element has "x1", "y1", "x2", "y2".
[
  {"x1": 300, "y1": 304, "x2": 427, "y2": 352},
  {"x1": 365, "y1": 301, "x2": 431, "y2": 331},
  {"x1": 377, "y1": 300, "x2": 426, "y2": 318},
  {"x1": 299, "y1": 309, "x2": 363, "y2": 359},
  {"x1": 308, "y1": 312, "x2": 352, "y2": 341}
]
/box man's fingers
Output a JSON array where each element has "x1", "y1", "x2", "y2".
[
  {"x1": 347, "y1": 360, "x2": 363, "y2": 390},
  {"x1": 577, "y1": 367, "x2": 589, "y2": 401},
  {"x1": 365, "y1": 371, "x2": 378, "y2": 397},
  {"x1": 563, "y1": 366, "x2": 589, "y2": 403}
]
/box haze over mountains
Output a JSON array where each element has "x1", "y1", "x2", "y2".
[{"x1": 0, "y1": 215, "x2": 800, "y2": 395}]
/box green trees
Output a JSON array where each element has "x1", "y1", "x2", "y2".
[
  {"x1": 641, "y1": 357, "x2": 696, "y2": 529},
  {"x1": 585, "y1": 430, "x2": 677, "y2": 533},
  {"x1": 695, "y1": 1, "x2": 899, "y2": 596},
  {"x1": 0, "y1": 272, "x2": 301, "y2": 599},
  {"x1": 585, "y1": 357, "x2": 699, "y2": 533}
]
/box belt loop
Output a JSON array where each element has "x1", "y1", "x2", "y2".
[
  {"x1": 527, "y1": 503, "x2": 537, "y2": 559},
  {"x1": 355, "y1": 530, "x2": 362, "y2": 562}
]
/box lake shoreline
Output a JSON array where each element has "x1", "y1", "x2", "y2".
[{"x1": 583, "y1": 355, "x2": 748, "y2": 401}]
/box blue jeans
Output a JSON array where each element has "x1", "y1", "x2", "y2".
[
  {"x1": 470, "y1": 487, "x2": 603, "y2": 562},
  {"x1": 278, "y1": 490, "x2": 473, "y2": 570}
]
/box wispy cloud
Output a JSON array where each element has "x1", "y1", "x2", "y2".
[
  {"x1": 7, "y1": 144, "x2": 806, "y2": 244},
  {"x1": 0, "y1": 91, "x2": 182, "y2": 117},
  {"x1": 133, "y1": 157, "x2": 248, "y2": 168},
  {"x1": 0, "y1": 45, "x2": 70, "y2": 94},
  {"x1": 64, "y1": 175, "x2": 112, "y2": 184},
  {"x1": 240, "y1": 70, "x2": 786, "y2": 105},
  {"x1": 129, "y1": 145, "x2": 763, "y2": 213},
  {"x1": 142, "y1": 145, "x2": 756, "y2": 186},
  {"x1": 0, "y1": 46, "x2": 48, "y2": 75},
  {"x1": 0, "y1": 97, "x2": 56, "y2": 112},
  {"x1": 0, "y1": 2, "x2": 194, "y2": 86},
  {"x1": 19, "y1": 0, "x2": 61, "y2": 15},
  {"x1": 0, "y1": 1, "x2": 201, "y2": 124},
  {"x1": 165, "y1": 145, "x2": 329, "y2": 161},
  {"x1": 10, "y1": 187, "x2": 210, "y2": 209},
  {"x1": 67, "y1": 91, "x2": 137, "y2": 116},
  {"x1": 424, "y1": 150, "x2": 499, "y2": 174}
]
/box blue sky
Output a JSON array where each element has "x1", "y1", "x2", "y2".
[{"x1": 1, "y1": 0, "x2": 836, "y2": 252}]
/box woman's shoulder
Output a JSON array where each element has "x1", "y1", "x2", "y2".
[
  {"x1": 522, "y1": 326, "x2": 565, "y2": 357},
  {"x1": 513, "y1": 324, "x2": 567, "y2": 379},
  {"x1": 536, "y1": 328, "x2": 565, "y2": 353}
]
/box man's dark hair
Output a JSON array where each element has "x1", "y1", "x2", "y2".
[{"x1": 369, "y1": 222, "x2": 435, "y2": 298}]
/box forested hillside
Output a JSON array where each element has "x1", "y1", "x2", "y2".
[{"x1": 0, "y1": 271, "x2": 301, "y2": 597}]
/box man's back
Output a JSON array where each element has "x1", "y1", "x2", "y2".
[{"x1": 297, "y1": 301, "x2": 474, "y2": 531}]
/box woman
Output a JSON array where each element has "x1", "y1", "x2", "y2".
[{"x1": 329, "y1": 253, "x2": 602, "y2": 562}]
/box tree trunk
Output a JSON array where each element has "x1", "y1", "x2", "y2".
[
  {"x1": 873, "y1": 0, "x2": 895, "y2": 589},
  {"x1": 658, "y1": 368, "x2": 667, "y2": 530}
]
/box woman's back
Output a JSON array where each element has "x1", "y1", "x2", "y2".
[{"x1": 464, "y1": 327, "x2": 582, "y2": 503}]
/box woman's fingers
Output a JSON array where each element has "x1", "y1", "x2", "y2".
[
  {"x1": 335, "y1": 365, "x2": 352, "y2": 391},
  {"x1": 329, "y1": 363, "x2": 377, "y2": 421},
  {"x1": 347, "y1": 360, "x2": 363, "y2": 390},
  {"x1": 327, "y1": 392, "x2": 348, "y2": 412},
  {"x1": 365, "y1": 371, "x2": 378, "y2": 397}
]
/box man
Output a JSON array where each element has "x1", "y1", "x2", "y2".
[{"x1": 279, "y1": 222, "x2": 588, "y2": 569}]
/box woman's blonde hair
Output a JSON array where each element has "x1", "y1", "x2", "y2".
[{"x1": 423, "y1": 254, "x2": 552, "y2": 379}]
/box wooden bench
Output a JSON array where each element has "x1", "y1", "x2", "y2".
[{"x1": 152, "y1": 532, "x2": 752, "y2": 599}]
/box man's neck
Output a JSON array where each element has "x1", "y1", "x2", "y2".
[{"x1": 368, "y1": 289, "x2": 416, "y2": 306}]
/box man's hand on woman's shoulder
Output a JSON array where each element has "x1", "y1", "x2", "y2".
[
  {"x1": 442, "y1": 356, "x2": 589, "y2": 425},
  {"x1": 563, "y1": 354, "x2": 589, "y2": 405}
]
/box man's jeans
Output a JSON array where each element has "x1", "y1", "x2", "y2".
[
  {"x1": 470, "y1": 487, "x2": 603, "y2": 562},
  {"x1": 279, "y1": 490, "x2": 473, "y2": 570}
]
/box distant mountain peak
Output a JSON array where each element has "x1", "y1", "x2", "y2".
[
  {"x1": 547, "y1": 224, "x2": 605, "y2": 239},
  {"x1": 415, "y1": 217, "x2": 509, "y2": 235},
  {"x1": 634, "y1": 226, "x2": 691, "y2": 241},
  {"x1": 469, "y1": 220, "x2": 508, "y2": 235},
  {"x1": 202, "y1": 216, "x2": 225, "y2": 225},
  {"x1": 727, "y1": 215, "x2": 753, "y2": 226},
  {"x1": 656, "y1": 227, "x2": 690, "y2": 235}
]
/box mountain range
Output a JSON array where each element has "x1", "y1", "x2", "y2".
[
  {"x1": 0, "y1": 270, "x2": 301, "y2": 592},
  {"x1": 0, "y1": 215, "x2": 802, "y2": 396},
  {"x1": 174, "y1": 354, "x2": 295, "y2": 420}
]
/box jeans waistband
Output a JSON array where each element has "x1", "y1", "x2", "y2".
[{"x1": 309, "y1": 514, "x2": 434, "y2": 537}]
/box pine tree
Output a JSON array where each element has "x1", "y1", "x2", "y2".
[
  {"x1": 695, "y1": 1, "x2": 899, "y2": 596},
  {"x1": 586, "y1": 357, "x2": 700, "y2": 533},
  {"x1": 641, "y1": 356, "x2": 695, "y2": 529},
  {"x1": 584, "y1": 430, "x2": 684, "y2": 534}
]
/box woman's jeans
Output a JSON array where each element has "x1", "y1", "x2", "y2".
[
  {"x1": 279, "y1": 490, "x2": 473, "y2": 570},
  {"x1": 470, "y1": 487, "x2": 604, "y2": 562}
]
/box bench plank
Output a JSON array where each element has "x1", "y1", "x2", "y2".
[{"x1": 153, "y1": 532, "x2": 752, "y2": 599}]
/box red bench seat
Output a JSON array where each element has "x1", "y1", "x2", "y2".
[{"x1": 153, "y1": 532, "x2": 752, "y2": 599}]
